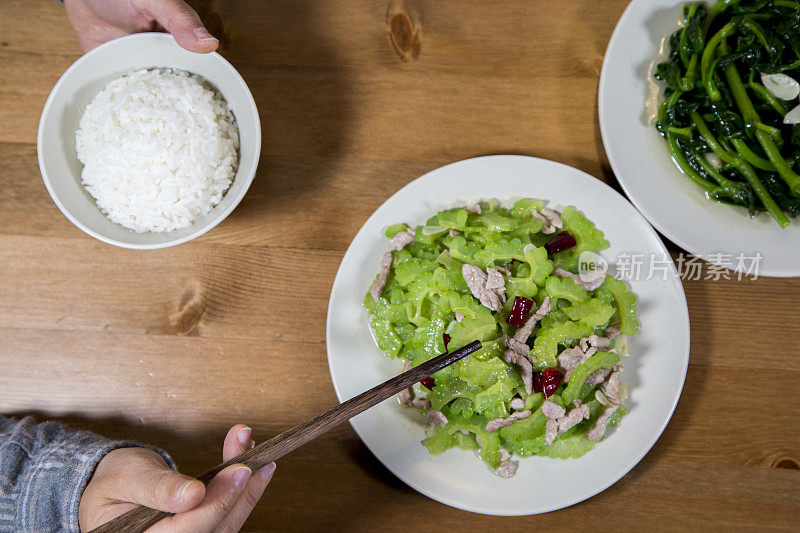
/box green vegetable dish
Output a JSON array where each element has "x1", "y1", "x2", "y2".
[
  {"x1": 654, "y1": 0, "x2": 800, "y2": 227},
  {"x1": 363, "y1": 199, "x2": 639, "y2": 478}
]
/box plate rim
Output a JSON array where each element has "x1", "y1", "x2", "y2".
[
  {"x1": 598, "y1": 0, "x2": 799, "y2": 278},
  {"x1": 325, "y1": 155, "x2": 691, "y2": 515}
]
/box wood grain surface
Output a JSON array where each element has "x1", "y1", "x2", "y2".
[
  {"x1": 92, "y1": 342, "x2": 483, "y2": 532},
  {"x1": 1, "y1": 1, "x2": 798, "y2": 531}
]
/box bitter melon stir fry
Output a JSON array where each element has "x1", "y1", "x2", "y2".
[
  {"x1": 364, "y1": 200, "x2": 639, "y2": 477},
  {"x1": 654, "y1": 0, "x2": 800, "y2": 227}
]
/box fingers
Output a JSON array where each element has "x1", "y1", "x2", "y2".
[
  {"x1": 152, "y1": 463, "x2": 253, "y2": 533},
  {"x1": 215, "y1": 463, "x2": 276, "y2": 533},
  {"x1": 63, "y1": 0, "x2": 131, "y2": 52},
  {"x1": 143, "y1": 0, "x2": 219, "y2": 53},
  {"x1": 99, "y1": 448, "x2": 206, "y2": 514},
  {"x1": 216, "y1": 426, "x2": 274, "y2": 532},
  {"x1": 223, "y1": 424, "x2": 254, "y2": 462},
  {"x1": 149, "y1": 425, "x2": 272, "y2": 532}
]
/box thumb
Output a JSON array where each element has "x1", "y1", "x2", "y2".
[
  {"x1": 109, "y1": 449, "x2": 206, "y2": 513},
  {"x1": 144, "y1": 0, "x2": 219, "y2": 53}
]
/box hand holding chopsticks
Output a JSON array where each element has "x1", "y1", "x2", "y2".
[{"x1": 89, "y1": 340, "x2": 482, "y2": 532}]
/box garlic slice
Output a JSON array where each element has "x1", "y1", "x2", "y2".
[
  {"x1": 523, "y1": 243, "x2": 536, "y2": 256},
  {"x1": 617, "y1": 382, "x2": 630, "y2": 403},
  {"x1": 704, "y1": 152, "x2": 724, "y2": 171},
  {"x1": 784, "y1": 104, "x2": 800, "y2": 125},
  {"x1": 761, "y1": 72, "x2": 800, "y2": 101},
  {"x1": 616, "y1": 334, "x2": 630, "y2": 358},
  {"x1": 421, "y1": 225, "x2": 447, "y2": 236},
  {"x1": 595, "y1": 390, "x2": 613, "y2": 407}
]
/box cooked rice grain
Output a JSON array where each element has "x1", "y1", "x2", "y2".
[{"x1": 75, "y1": 68, "x2": 239, "y2": 233}]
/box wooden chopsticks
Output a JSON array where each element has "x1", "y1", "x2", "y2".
[{"x1": 90, "y1": 340, "x2": 482, "y2": 532}]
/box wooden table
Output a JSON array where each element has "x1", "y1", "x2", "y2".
[{"x1": 2, "y1": 1, "x2": 798, "y2": 530}]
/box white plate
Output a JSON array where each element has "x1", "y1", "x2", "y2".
[
  {"x1": 599, "y1": 0, "x2": 800, "y2": 277},
  {"x1": 326, "y1": 156, "x2": 690, "y2": 515}
]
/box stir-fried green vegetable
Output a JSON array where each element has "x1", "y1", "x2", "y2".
[
  {"x1": 654, "y1": 0, "x2": 800, "y2": 227},
  {"x1": 364, "y1": 200, "x2": 638, "y2": 471}
]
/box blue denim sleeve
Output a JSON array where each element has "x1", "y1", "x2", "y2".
[{"x1": 0, "y1": 416, "x2": 175, "y2": 533}]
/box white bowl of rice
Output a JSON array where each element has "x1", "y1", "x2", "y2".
[{"x1": 37, "y1": 33, "x2": 260, "y2": 249}]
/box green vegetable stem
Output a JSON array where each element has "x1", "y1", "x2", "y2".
[{"x1": 654, "y1": 0, "x2": 800, "y2": 227}]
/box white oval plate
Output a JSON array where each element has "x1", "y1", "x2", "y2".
[
  {"x1": 326, "y1": 156, "x2": 690, "y2": 515},
  {"x1": 599, "y1": 0, "x2": 800, "y2": 277}
]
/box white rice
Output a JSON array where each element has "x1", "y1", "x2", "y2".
[{"x1": 75, "y1": 68, "x2": 239, "y2": 233}]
